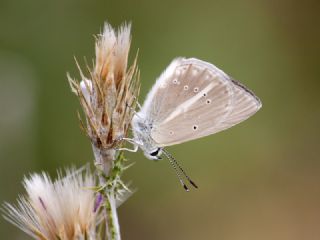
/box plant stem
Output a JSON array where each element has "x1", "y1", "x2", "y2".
[
  {"x1": 92, "y1": 145, "x2": 115, "y2": 176},
  {"x1": 92, "y1": 144, "x2": 121, "y2": 240},
  {"x1": 106, "y1": 194, "x2": 120, "y2": 240}
]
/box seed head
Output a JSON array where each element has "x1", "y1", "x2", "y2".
[
  {"x1": 2, "y1": 167, "x2": 98, "y2": 240},
  {"x1": 68, "y1": 22, "x2": 140, "y2": 152}
]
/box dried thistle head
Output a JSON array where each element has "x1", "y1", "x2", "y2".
[
  {"x1": 68, "y1": 22, "x2": 140, "y2": 152},
  {"x1": 2, "y1": 167, "x2": 98, "y2": 240}
]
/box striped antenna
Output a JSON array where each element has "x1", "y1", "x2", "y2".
[{"x1": 162, "y1": 149, "x2": 198, "y2": 191}]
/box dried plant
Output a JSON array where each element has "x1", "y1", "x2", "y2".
[
  {"x1": 2, "y1": 22, "x2": 140, "y2": 240},
  {"x1": 67, "y1": 22, "x2": 140, "y2": 240},
  {"x1": 2, "y1": 167, "x2": 98, "y2": 240},
  {"x1": 68, "y1": 22, "x2": 139, "y2": 175}
]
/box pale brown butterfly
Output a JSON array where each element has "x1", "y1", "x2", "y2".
[{"x1": 123, "y1": 58, "x2": 262, "y2": 190}]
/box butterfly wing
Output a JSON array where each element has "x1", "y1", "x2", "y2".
[{"x1": 139, "y1": 58, "x2": 261, "y2": 147}]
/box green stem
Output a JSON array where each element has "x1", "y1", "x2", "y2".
[
  {"x1": 92, "y1": 144, "x2": 121, "y2": 240},
  {"x1": 105, "y1": 194, "x2": 120, "y2": 240}
]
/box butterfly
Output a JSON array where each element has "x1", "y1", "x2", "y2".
[{"x1": 123, "y1": 57, "x2": 262, "y2": 190}]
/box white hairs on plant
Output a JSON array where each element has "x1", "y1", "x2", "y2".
[
  {"x1": 2, "y1": 167, "x2": 98, "y2": 240},
  {"x1": 95, "y1": 22, "x2": 131, "y2": 80}
]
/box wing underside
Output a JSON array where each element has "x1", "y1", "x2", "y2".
[{"x1": 139, "y1": 58, "x2": 261, "y2": 146}]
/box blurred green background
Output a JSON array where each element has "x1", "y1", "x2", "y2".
[{"x1": 1, "y1": 0, "x2": 319, "y2": 239}]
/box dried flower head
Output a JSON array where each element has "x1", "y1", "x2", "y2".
[
  {"x1": 66, "y1": 21, "x2": 139, "y2": 240},
  {"x1": 68, "y1": 22, "x2": 140, "y2": 174},
  {"x1": 2, "y1": 167, "x2": 98, "y2": 240}
]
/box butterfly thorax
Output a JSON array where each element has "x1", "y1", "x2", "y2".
[{"x1": 131, "y1": 114, "x2": 163, "y2": 160}]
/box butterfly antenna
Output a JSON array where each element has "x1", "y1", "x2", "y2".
[
  {"x1": 162, "y1": 149, "x2": 198, "y2": 190},
  {"x1": 163, "y1": 150, "x2": 189, "y2": 191}
]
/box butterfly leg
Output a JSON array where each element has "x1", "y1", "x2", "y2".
[
  {"x1": 115, "y1": 137, "x2": 141, "y2": 152},
  {"x1": 132, "y1": 95, "x2": 142, "y2": 110},
  {"x1": 117, "y1": 144, "x2": 139, "y2": 152},
  {"x1": 136, "y1": 101, "x2": 142, "y2": 110},
  {"x1": 121, "y1": 137, "x2": 136, "y2": 143}
]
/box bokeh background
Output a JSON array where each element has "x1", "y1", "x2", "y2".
[{"x1": 1, "y1": 0, "x2": 319, "y2": 239}]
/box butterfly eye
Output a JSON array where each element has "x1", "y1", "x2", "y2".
[
  {"x1": 184, "y1": 85, "x2": 189, "y2": 90},
  {"x1": 193, "y1": 87, "x2": 199, "y2": 93},
  {"x1": 150, "y1": 148, "x2": 161, "y2": 157},
  {"x1": 206, "y1": 99, "x2": 212, "y2": 104},
  {"x1": 193, "y1": 125, "x2": 198, "y2": 130}
]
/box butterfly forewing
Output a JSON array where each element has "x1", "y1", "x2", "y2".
[{"x1": 139, "y1": 58, "x2": 261, "y2": 147}]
